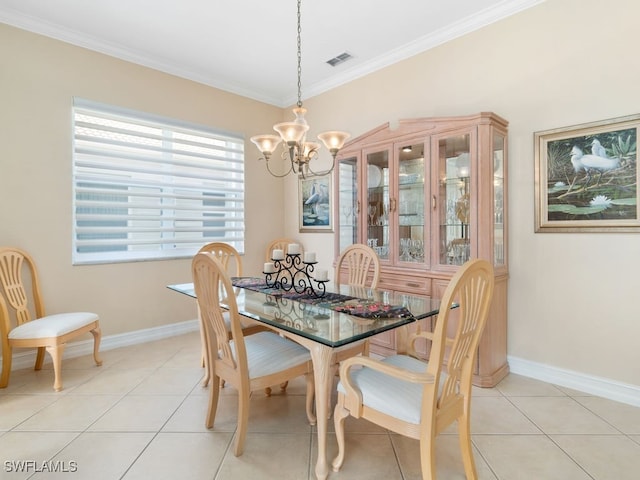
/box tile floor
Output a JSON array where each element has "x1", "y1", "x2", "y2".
[{"x1": 1, "y1": 331, "x2": 640, "y2": 479}]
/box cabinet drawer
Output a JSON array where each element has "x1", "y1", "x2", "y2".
[{"x1": 378, "y1": 272, "x2": 431, "y2": 295}]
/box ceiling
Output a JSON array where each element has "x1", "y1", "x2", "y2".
[{"x1": 0, "y1": 0, "x2": 542, "y2": 107}]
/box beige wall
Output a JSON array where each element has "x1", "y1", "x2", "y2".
[
  {"x1": 287, "y1": 0, "x2": 640, "y2": 388},
  {"x1": 0, "y1": 23, "x2": 286, "y2": 336},
  {"x1": 1, "y1": 0, "x2": 639, "y2": 391}
]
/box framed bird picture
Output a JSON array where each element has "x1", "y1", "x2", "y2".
[
  {"x1": 534, "y1": 113, "x2": 640, "y2": 232},
  {"x1": 299, "y1": 173, "x2": 333, "y2": 232}
]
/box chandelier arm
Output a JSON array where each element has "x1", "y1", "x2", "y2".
[
  {"x1": 304, "y1": 155, "x2": 336, "y2": 178},
  {"x1": 263, "y1": 154, "x2": 295, "y2": 178}
]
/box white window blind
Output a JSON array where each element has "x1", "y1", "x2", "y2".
[{"x1": 72, "y1": 98, "x2": 245, "y2": 265}]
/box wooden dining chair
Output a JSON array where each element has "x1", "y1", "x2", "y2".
[
  {"x1": 332, "y1": 259, "x2": 495, "y2": 480},
  {"x1": 196, "y1": 242, "x2": 267, "y2": 387},
  {"x1": 192, "y1": 252, "x2": 315, "y2": 456},
  {"x1": 0, "y1": 247, "x2": 102, "y2": 391},
  {"x1": 265, "y1": 238, "x2": 304, "y2": 261},
  {"x1": 334, "y1": 243, "x2": 380, "y2": 288}
]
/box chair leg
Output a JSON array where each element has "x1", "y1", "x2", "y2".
[
  {"x1": 91, "y1": 326, "x2": 103, "y2": 366},
  {"x1": 0, "y1": 343, "x2": 12, "y2": 388},
  {"x1": 458, "y1": 413, "x2": 478, "y2": 480},
  {"x1": 419, "y1": 436, "x2": 437, "y2": 480},
  {"x1": 331, "y1": 396, "x2": 350, "y2": 472},
  {"x1": 234, "y1": 391, "x2": 251, "y2": 456},
  {"x1": 46, "y1": 344, "x2": 65, "y2": 392},
  {"x1": 34, "y1": 346, "x2": 46, "y2": 370},
  {"x1": 205, "y1": 374, "x2": 221, "y2": 429}
]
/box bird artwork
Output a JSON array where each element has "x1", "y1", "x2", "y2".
[
  {"x1": 570, "y1": 145, "x2": 620, "y2": 188},
  {"x1": 304, "y1": 181, "x2": 329, "y2": 218},
  {"x1": 591, "y1": 139, "x2": 608, "y2": 158}
]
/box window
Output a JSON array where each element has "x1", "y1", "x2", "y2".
[{"x1": 72, "y1": 98, "x2": 244, "y2": 264}]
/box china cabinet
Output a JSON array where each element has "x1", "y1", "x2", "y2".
[{"x1": 334, "y1": 112, "x2": 508, "y2": 387}]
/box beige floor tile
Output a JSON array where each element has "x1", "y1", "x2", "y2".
[
  {"x1": 392, "y1": 433, "x2": 497, "y2": 480},
  {"x1": 129, "y1": 366, "x2": 203, "y2": 395},
  {"x1": 7, "y1": 367, "x2": 102, "y2": 394},
  {"x1": 218, "y1": 433, "x2": 311, "y2": 480},
  {"x1": 469, "y1": 396, "x2": 542, "y2": 434},
  {"x1": 496, "y1": 373, "x2": 567, "y2": 397},
  {"x1": 14, "y1": 394, "x2": 121, "y2": 431},
  {"x1": 30, "y1": 432, "x2": 154, "y2": 480},
  {"x1": 247, "y1": 393, "x2": 315, "y2": 434},
  {"x1": 317, "y1": 432, "x2": 403, "y2": 480},
  {"x1": 0, "y1": 431, "x2": 79, "y2": 480},
  {"x1": 162, "y1": 392, "x2": 239, "y2": 433},
  {"x1": 551, "y1": 434, "x2": 640, "y2": 480},
  {"x1": 70, "y1": 366, "x2": 154, "y2": 395},
  {"x1": 574, "y1": 395, "x2": 640, "y2": 434},
  {"x1": 88, "y1": 394, "x2": 184, "y2": 432},
  {"x1": 473, "y1": 434, "x2": 592, "y2": 479},
  {"x1": 509, "y1": 396, "x2": 620, "y2": 434},
  {"x1": 0, "y1": 394, "x2": 60, "y2": 430},
  {"x1": 122, "y1": 432, "x2": 232, "y2": 480}
]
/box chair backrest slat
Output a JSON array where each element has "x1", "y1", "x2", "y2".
[{"x1": 335, "y1": 244, "x2": 380, "y2": 288}]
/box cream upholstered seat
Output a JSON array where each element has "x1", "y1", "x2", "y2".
[
  {"x1": 0, "y1": 247, "x2": 102, "y2": 391},
  {"x1": 334, "y1": 243, "x2": 380, "y2": 288},
  {"x1": 332, "y1": 259, "x2": 494, "y2": 480},
  {"x1": 192, "y1": 252, "x2": 315, "y2": 456},
  {"x1": 196, "y1": 242, "x2": 267, "y2": 387}
]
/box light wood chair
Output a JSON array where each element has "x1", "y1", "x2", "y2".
[
  {"x1": 334, "y1": 243, "x2": 380, "y2": 288},
  {"x1": 265, "y1": 238, "x2": 304, "y2": 261},
  {"x1": 192, "y1": 252, "x2": 315, "y2": 456},
  {"x1": 0, "y1": 247, "x2": 102, "y2": 391},
  {"x1": 332, "y1": 259, "x2": 495, "y2": 480},
  {"x1": 196, "y1": 242, "x2": 267, "y2": 387}
]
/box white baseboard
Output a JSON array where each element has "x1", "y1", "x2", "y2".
[
  {"x1": 2, "y1": 319, "x2": 200, "y2": 372},
  {"x1": 508, "y1": 355, "x2": 640, "y2": 407}
]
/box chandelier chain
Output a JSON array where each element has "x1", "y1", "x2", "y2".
[{"x1": 296, "y1": 0, "x2": 302, "y2": 108}]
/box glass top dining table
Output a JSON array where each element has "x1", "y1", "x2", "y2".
[
  {"x1": 167, "y1": 278, "x2": 443, "y2": 480},
  {"x1": 167, "y1": 279, "x2": 442, "y2": 349}
]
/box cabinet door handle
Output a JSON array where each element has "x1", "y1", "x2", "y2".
[
  {"x1": 390, "y1": 198, "x2": 396, "y2": 212},
  {"x1": 432, "y1": 195, "x2": 437, "y2": 210},
  {"x1": 356, "y1": 201, "x2": 360, "y2": 214},
  {"x1": 407, "y1": 282, "x2": 420, "y2": 288}
]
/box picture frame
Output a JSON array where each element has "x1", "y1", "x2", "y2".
[
  {"x1": 299, "y1": 173, "x2": 333, "y2": 233},
  {"x1": 534, "y1": 113, "x2": 639, "y2": 232}
]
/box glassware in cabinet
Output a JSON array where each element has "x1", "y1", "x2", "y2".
[
  {"x1": 337, "y1": 156, "x2": 359, "y2": 254},
  {"x1": 435, "y1": 132, "x2": 473, "y2": 267},
  {"x1": 365, "y1": 148, "x2": 389, "y2": 261}
]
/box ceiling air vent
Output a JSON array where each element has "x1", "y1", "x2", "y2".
[{"x1": 326, "y1": 52, "x2": 353, "y2": 67}]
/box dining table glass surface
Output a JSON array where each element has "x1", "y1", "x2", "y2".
[{"x1": 167, "y1": 279, "x2": 441, "y2": 348}]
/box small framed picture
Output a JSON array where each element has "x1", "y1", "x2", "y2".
[
  {"x1": 299, "y1": 173, "x2": 333, "y2": 233},
  {"x1": 534, "y1": 114, "x2": 639, "y2": 232}
]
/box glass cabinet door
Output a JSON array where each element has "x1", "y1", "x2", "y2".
[
  {"x1": 436, "y1": 132, "x2": 472, "y2": 267},
  {"x1": 338, "y1": 156, "x2": 359, "y2": 254},
  {"x1": 364, "y1": 148, "x2": 389, "y2": 261},
  {"x1": 493, "y1": 132, "x2": 506, "y2": 267},
  {"x1": 397, "y1": 142, "x2": 426, "y2": 266}
]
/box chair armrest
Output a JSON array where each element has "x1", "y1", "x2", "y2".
[{"x1": 339, "y1": 355, "x2": 435, "y2": 406}]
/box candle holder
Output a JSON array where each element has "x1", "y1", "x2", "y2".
[{"x1": 263, "y1": 253, "x2": 328, "y2": 298}]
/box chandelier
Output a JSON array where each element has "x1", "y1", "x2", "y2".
[{"x1": 250, "y1": 0, "x2": 350, "y2": 178}]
